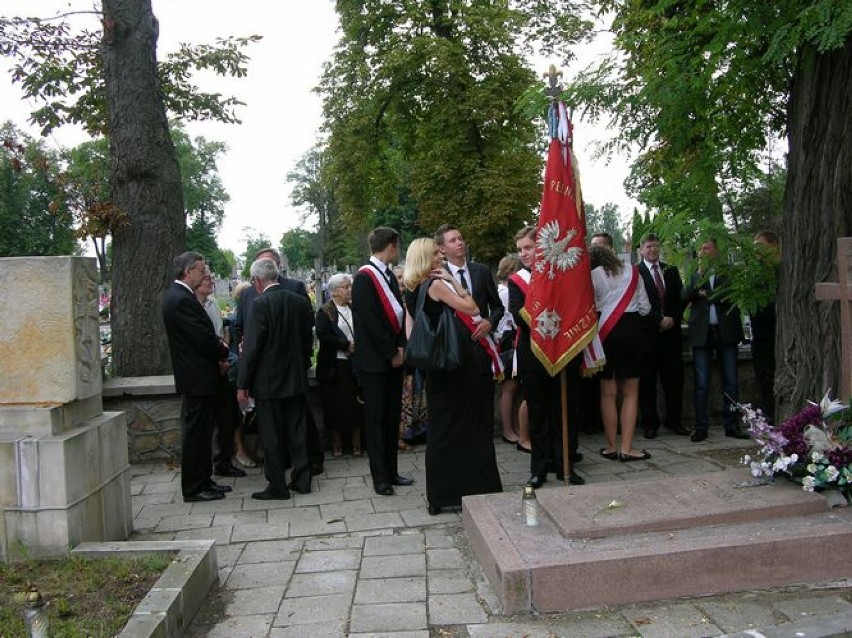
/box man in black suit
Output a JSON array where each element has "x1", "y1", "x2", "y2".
[
  {"x1": 636, "y1": 233, "x2": 690, "y2": 438},
  {"x1": 162, "y1": 251, "x2": 231, "y2": 502},
  {"x1": 682, "y1": 238, "x2": 749, "y2": 442},
  {"x1": 750, "y1": 231, "x2": 780, "y2": 421},
  {"x1": 234, "y1": 246, "x2": 324, "y2": 475},
  {"x1": 237, "y1": 259, "x2": 315, "y2": 500},
  {"x1": 351, "y1": 226, "x2": 411, "y2": 496},
  {"x1": 433, "y1": 224, "x2": 504, "y2": 337}
]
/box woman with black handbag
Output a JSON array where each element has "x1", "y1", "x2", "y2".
[{"x1": 402, "y1": 238, "x2": 503, "y2": 515}]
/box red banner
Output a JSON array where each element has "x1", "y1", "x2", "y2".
[{"x1": 522, "y1": 113, "x2": 599, "y2": 376}]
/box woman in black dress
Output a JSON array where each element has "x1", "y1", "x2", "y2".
[
  {"x1": 315, "y1": 273, "x2": 364, "y2": 458},
  {"x1": 402, "y1": 238, "x2": 503, "y2": 515}
]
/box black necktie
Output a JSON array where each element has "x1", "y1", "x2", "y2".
[{"x1": 457, "y1": 268, "x2": 469, "y2": 290}]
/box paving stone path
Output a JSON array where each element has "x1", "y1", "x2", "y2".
[{"x1": 129, "y1": 430, "x2": 852, "y2": 637}]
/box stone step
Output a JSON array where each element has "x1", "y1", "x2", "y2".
[{"x1": 462, "y1": 469, "x2": 852, "y2": 613}]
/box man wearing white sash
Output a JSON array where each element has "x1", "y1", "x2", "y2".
[{"x1": 351, "y1": 227, "x2": 413, "y2": 496}]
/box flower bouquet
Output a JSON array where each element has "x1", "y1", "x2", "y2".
[{"x1": 737, "y1": 392, "x2": 852, "y2": 503}]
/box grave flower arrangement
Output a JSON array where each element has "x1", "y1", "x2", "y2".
[{"x1": 738, "y1": 392, "x2": 851, "y2": 502}]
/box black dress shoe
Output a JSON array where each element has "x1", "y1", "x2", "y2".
[
  {"x1": 568, "y1": 471, "x2": 586, "y2": 485},
  {"x1": 310, "y1": 464, "x2": 325, "y2": 476},
  {"x1": 391, "y1": 475, "x2": 414, "y2": 486},
  {"x1": 527, "y1": 475, "x2": 546, "y2": 489},
  {"x1": 184, "y1": 489, "x2": 225, "y2": 502},
  {"x1": 644, "y1": 428, "x2": 658, "y2": 439},
  {"x1": 374, "y1": 483, "x2": 394, "y2": 496},
  {"x1": 251, "y1": 488, "x2": 290, "y2": 501},
  {"x1": 725, "y1": 428, "x2": 751, "y2": 440},
  {"x1": 691, "y1": 430, "x2": 708, "y2": 442},
  {"x1": 665, "y1": 424, "x2": 692, "y2": 436},
  {"x1": 208, "y1": 482, "x2": 232, "y2": 493},
  {"x1": 214, "y1": 465, "x2": 246, "y2": 478},
  {"x1": 427, "y1": 503, "x2": 442, "y2": 516},
  {"x1": 571, "y1": 452, "x2": 584, "y2": 464},
  {"x1": 288, "y1": 482, "x2": 311, "y2": 495}
]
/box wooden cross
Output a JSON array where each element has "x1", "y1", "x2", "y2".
[{"x1": 814, "y1": 237, "x2": 852, "y2": 400}]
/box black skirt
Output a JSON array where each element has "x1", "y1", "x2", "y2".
[{"x1": 600, "y1": 312, "x2": 653, "y2": 380}]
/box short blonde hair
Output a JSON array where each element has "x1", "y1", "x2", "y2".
[
  {"x1": 232, "y1": 281, "x2": 252, "y2": 302},
  {"x1": 402, "y1": 238, "x2": 436, "y2": 292}
]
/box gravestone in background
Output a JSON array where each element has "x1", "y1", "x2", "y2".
[{"x1": 0, "y1": 256, "x2": 132, "y2": 561}]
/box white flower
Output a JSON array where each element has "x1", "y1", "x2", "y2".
[
  {"x1": 804, "y1": 425, "x2": 832, "y2": 453},
  {"x1": 807, "y1": 463, "x2": 818, "y2": 473},
  {"x1": 810, "y1": 450, "x2": 825, "y2": 462},
  {"x1": 789, "y1": 453, "x2": 799, "y2": 463},
  {"x1": 815, "y1": 390, "x2": 848, "y2": 418},
  {"x1": 825, "y1": 466, "x2": 839, "y2": 482},
  {"x1": 742, "y1": 455, "x2": 752, "y2": 464},
  {"x1": 801, "y1": 476, "x2": 816, "y2": 492},
  {"x1": 751, "y1": 464, "x2": 763, "y2": 478}
]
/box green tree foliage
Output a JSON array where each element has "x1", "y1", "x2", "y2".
[
  {"x1": 61, "y1": 124, "x2": 232, "y2": 281},
  {"x1": 186, "y1": 218, "x2": 231, "y2": 278},
  {"x1": 536, "y1": 0, "x2": 851, "y2": 411},
  {"x1": 0, "y1": 12, "x2": 260, "y2": 136},
  {"x1": 172, "y1": 123, "x2": 229, "y2": 229},
  {"x1": 0, "y1": 122, "x2": 77, "y2": 257},
  {"x1": 280, "y1": 228, "x2": 318, "y2": 272},
  {"x1": 320, "y1": 0, "x2": 592, "y2": 265},
  {"x1": 240, "y1": 229, "x2": 272, "y2": 279},
  {"x1": 584, "y1": 201, "x2": 627, "y2": 250}
]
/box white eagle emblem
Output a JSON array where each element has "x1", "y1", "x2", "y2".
[
  {"x1": 535, "y1": 309, "x2": 561, "y2": 340},
  {"x1": 535, "y1": 220, "x2": 583, "y2": 280}
]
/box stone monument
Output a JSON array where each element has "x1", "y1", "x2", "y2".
[{"x1": 0, "y1": 256, "x2": 133, "y2": 561}]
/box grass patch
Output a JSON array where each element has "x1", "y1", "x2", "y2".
[{"x1": 0, "y1": 552, "x2": 173, "y2": 637}]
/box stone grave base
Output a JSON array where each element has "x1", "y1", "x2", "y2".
[
  {"x1": 0, "y1": 411, "x2": 133, "y2": 561},
  {"x1": 462, "y1": 469, "x2": 852, "y2": 613}
]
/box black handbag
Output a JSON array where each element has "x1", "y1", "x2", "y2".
[{"x1": 404, "y1": 280, "x2": 464, "y2": 372}]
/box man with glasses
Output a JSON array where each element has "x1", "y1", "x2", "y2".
[{"x1": 163, "y1": 251, "x2": 231, "y2": 502}]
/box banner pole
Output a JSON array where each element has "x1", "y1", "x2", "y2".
[{"x1": 560, "y1": 367, "x2": 570, "y2": 483}]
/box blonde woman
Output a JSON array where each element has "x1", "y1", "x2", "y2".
[{"x1": 402, "y1": 238, "x2": 502, "y2": 515}]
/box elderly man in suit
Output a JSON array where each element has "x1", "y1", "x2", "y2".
[
  {"x1": 234, "y1": 246, "x2": 324, "y2": 475},
  {"x1": 351, "y1": 226, "x2": 412, "y2": 496},
  {"x1": 636, "y1": 233, "x2": 690, "y2": 438},
  {"x1": 162, "y1": 251, "x2": 231, "y2": 502},
  {"x1": 682, "y1": 238, "x2": 749, "y2": 442},
  {"x1": 237, "y1": 259, "x2": 315, "y2": 500}
]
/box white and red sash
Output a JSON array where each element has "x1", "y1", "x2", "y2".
[
  {"x1": 598, "y1": 265, "x2": 640, "y2": 342},
  {"x1": 508, "y1": 268, "x2": 530, "y2": 296},
  {"x1": 358, "y1": 264, "x2": 404, "y2": 334},
  {"x1": 437, "y1": 280, "x2": 504, "y2": 380}
]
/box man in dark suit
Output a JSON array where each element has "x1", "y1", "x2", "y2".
[
  {"x1": 682, "y1": 238, "x2": 749, "y2": 442},
  {"x1": 636, "y1": 233, "x2": 690, "y2": 438},
  {"x1": 237, "y1": 259, "x2": 315, "y2": 500},
  {"x1": 162, "y1": 251, "x2": 231, "y2": 502},
  {"x1": 234, "y1": 246, "x2": 324, "y2": 475},
  {"x1": 750, "y1": 231, "x2": 780, "y2": 421},
  {"x1": 351, "y1": 226, "x2": 411, "y2": 496},
  {"x1": 434, "y1": 224, "x2": 503, "y2": 336}
]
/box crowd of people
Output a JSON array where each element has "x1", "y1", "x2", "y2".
[{"x1": 162, "y1": 224, "x2": 779, "y2": 510}]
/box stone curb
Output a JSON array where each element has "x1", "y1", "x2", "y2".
[{"x1": 72, "y1": 540, "x2": 218, "y2": 637}]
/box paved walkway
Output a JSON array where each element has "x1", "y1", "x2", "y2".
[{"x1": 128, "y1": 429, "x2": 852, "y2": 637}]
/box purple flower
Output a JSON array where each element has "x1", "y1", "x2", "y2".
[{"x1": 826, "y1": 447, "x2": 852, "y2": 469}]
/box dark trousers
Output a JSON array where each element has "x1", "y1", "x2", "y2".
[
  {"x1": 693, "y1": 327, "x2": 739, "y2": 432},
  {"x1": 639, "y1": 333, "x2": 684, "y2": 432},
  {"x1": 360, "y1": 368, "x2": 404, "y2": 486},
  {"x1": 751, "y1": 337, "x2": 775, "y2": 421},
  {"x1": 256, "y1": 395, "x2": 311, "y2": 493},
  {"x1": 180, "y1": 394, "x2": 216, "y2": 496},
  {"x1": 520, "y1": 356, "x2": 580, "y2": 478},
  {"x1": 213, "y1": 374, "x2": 238, "y2": 470}
]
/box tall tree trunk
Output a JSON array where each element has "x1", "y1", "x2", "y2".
[
  {"x1": 102, "y1": 0, "x2": 184, "y2": 376},
  {"x1": 776, "y1": 37, "x2": 852, "y2": 415}
]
